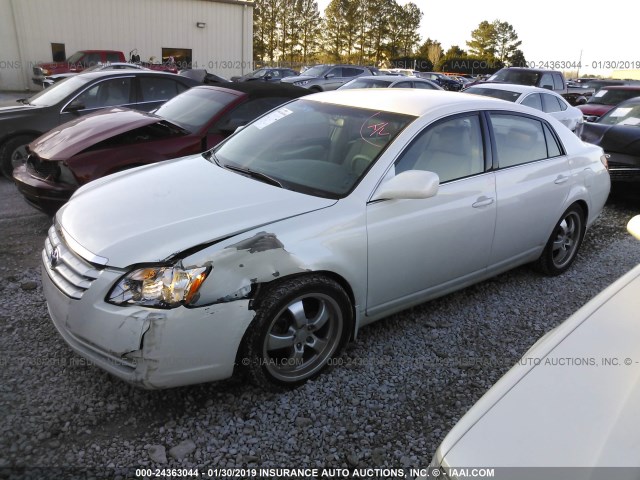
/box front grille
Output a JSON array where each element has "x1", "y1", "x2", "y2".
[
  {"x1": 27, "y1": 153, "x2": 59, "y2": 180},
  {"x1": 608, "y1": 161, "x2": 640, "y2": 179},
  {"x1": 42, "y1": 225, "x2": 103, "y2": 299}
]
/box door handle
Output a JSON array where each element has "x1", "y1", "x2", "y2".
[
  {"x1": 472, "y1": 196, "x2": 494, "y2": 208},
  {"x1": 554, "y1": 175, "x2": 569, "y2": 184}
]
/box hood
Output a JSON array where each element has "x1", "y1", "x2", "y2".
[
  {"x1": 57, "y1": 155, "x2": 336, "y2": 268},
  {"x1": 281, "y1": 75, "x2": 314, "y2": 84},
  {"x1": 577, "y1": 103, "x2": 613, "y2": 117},
  {"x1": 438, "y1": 265, "x2": 640, "y2": 468},
  {"x1": 30, "y1": 108, "x2": 162, "y2": 160},
  {"x1": 36, "y1": 61, "x2": 79, "y2": 74},
  {"x1": 0, "y1": 103, "x2": 44, "y2": 115},
  {"x1": 581, "y1": 122, "x2": 640, "y2": 155}
]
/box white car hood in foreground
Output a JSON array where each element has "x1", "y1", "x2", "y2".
[
  {"x1": 57, "y1": 155, "x2": 336, "y2": 268},
  {"x1": 436, "y1": 264, "x2": 640, "y2": 469}
]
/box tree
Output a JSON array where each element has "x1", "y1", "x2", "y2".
[
  {"x1": 444, "y1": 45, "x2": 466, "y2": 58},
  {"x1": 427, "y1": 43, "x2": 443, "y2": 69},
  {"x1": 507, "y1": 48, "x2": 527, "y2": 68},
  {"x1": 493, "y1": 21, "x2": 522, "y2": 63},
  {"x1": 466, "y1": 20, "x2": 496, "y2": 59}
]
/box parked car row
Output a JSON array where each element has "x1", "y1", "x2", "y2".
[
  {"x1": 12, "y1": 82, "x2": 308, "y2": 213},
  {"x1": 0, "y1": 70, "x2": 201, "y2": 177}
]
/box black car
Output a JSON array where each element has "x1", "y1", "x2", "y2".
[
  {"x1": 415, "y1": 72, "x2": 463, "y2": 91},
  {"x1": 580, "y1": 97, "x2": 640, "y2": 184},
  {"x1": 0, "y1": 70, "x2": 200, "y2": 177},
  {"x1": 230, "y1": 68, "x2": 298, "y2": 83}
]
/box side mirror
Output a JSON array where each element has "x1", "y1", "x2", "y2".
[
  {"x1": 263, "y1": 74, "x2": 273, "y2": 80},
  {"x1": 64, "y1": 99, "x2": 85, "y2": 112},
  {"x1": 325, "y1": 73, "x2": 336, "y2": 79},
  {"x1": 584, "y1": 115, "x2": 598, "y2": 123},
  {"x1": 371, "y1": 170, "x2": 439, "y2": 201},
  {"x1": 541, "y1": 84, "x2": 553, "y2": 90}
]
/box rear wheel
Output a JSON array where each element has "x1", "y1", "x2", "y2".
[
  {"x1": 241, "y1": 275, "x2": 351, "y2": 390},
  {"x1": 0, "y1": 135, "x2": 36, "y2": 178},
  {"x1": 535, "y1": 204, "x2": 585, "y2": 276}
]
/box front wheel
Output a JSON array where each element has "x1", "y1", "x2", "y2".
[
  {"x1": 535, "y1": 204, "x2": 585, "y2": 276},
  {"x1": 0, "y1": 134, "x2": 36, "y2": 178},
  {"x1": 240, "y1": 275, "x2": 351, "y2": 390}
]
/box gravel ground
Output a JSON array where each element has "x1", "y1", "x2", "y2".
[{"x1": 0, "y1": 175, "x2": 639, "y2": 480}]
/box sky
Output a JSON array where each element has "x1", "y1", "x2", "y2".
[{"x1": 314, "y1": 0, "x2": 638, "y2": 76}]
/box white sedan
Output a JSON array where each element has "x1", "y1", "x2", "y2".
[
  {"x1": 42, "y1": 90, "x2": 610, "y2": 389},
  {"x1": 464, "y1": 83, "x2": 584, "y2": 133},
  {"x1": 430, "y1": 217, "x2": 640, "y2": 479}
]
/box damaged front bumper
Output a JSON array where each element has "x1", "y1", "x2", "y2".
[{"x1": 42, "y1": 258, "x2": 255, "y2": 389}]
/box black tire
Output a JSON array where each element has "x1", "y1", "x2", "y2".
[
  {"x1": 309, "y1": 86, "x2": 322, "y2": 93},
  {"x1": 240, "y1": 275, "x2": 352, "y2": 390},
  {"x1": 0, "y1": 134, "x2": 36, "y2": 178},
  {"x1": 534, "y1": 204, "x2": 586, "y2": 276}
]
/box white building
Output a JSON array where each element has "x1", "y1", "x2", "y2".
[{"x1": 0, "y1": 0, "x2": 253, "y2": 91}]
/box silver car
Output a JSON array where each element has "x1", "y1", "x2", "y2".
[{"x1": 42, "y1": 90, "x2": 610, "y2": 389}]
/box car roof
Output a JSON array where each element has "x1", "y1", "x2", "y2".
[
  {"x1": 351, "y1": 75, "x2": 419, "y2": 81},
  {"x1": 615, "y1": 97, "x2": 640, "y2": 107},
  {"x1": 305, "y1": 89, "x2": 516, "y2": 117},
  {"x1": 74, "y1": 70, "x2": 186, "y2": 80},
  {"x1": 600, "y1": 85, "x2": 640, "y2": 91},
  {"x1": 466, "y1": 83, "x2": 561, "y2": 95}
]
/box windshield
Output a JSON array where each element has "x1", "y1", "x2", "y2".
[
  {"x1": 245, "y1": 69, "x2": 268, "y2": 79},
  {"x1": 66, "y1": 52, "x2": 85, "y2": 63},
  {"x1": 301, "y1": 65, "x2": 330, "y2": 77},
  {"x1": 587, "y1": 88, "x2": 640, "y2": 106},
  {"x1": 155, "y1": 88, "x2": 237, "y2": 132},
  {"x1": 341, "y1": 79, "x2": 393, "y2": 89},
  {"x1": 465, "y1": 87, "x2": 520, "y2": 102},
  {"x1": 27, "y1": 75, "x2": 93, "y2": 106},
  {"x1": 488, "y1": 69, "x2": 540, "y2": 86},
  {"x1": 213, "y1": 99, "x2": 415, "y2": 198},
  {"x1": 598, "y1": 103, "x2": 640, "y2": 126}
]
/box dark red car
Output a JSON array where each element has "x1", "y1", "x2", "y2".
[
  {"x1": 13, "y1": 83, "x2": 308, "y2": 213},
  {"x1": 578, "y1": 85, "x2": 640, "y2": 121}
]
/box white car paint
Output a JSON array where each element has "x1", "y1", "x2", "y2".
[
  {"x1": 465, "y1": 83, "x2": 585, "y2": 133},
  {"x1": 431, "y1": 255, "x2": 640, "y2": 476},
  {"x1": 42, "y1": 90, "x2": 610, "y2": 388}
]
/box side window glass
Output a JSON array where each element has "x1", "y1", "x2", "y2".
[
  {"x1": 521, "y1": 94, "x2": 542, "y2": 111},
  {"x1": 541, "y1": 93, "x2": 562, "y2": 113},
  {"x1": 106, "y1": 52, "x2": 121, "y2": 63},
  {"x1": 552, "y1": 73, "x2": 564, "y2": 90},
  {"x1": 394, "y1": 82, "x2": 412, "y2": 88},
  {"x1": 539, "y1": 73, "x2": 554, "y2": 90},
  {"x1": 490, "y1": 113, "x2": 548, "y2": 168},
  {"x1": 139, "y1": 77, "x2": 179, "y2": 102},
  {"x1": 342, "y1": 67, "x2": 364, "y2": 77},
  {"x1": 395, "y1": 114, "x2": 485, "y2": 183},
  {"x1": 83, "y1": 53, "x2": 101, "y2": 67},
  {"x1": 327, "y1": 67, "x2": 342, "y2": 77},
  {"x1": 74, "y1": 78, "x2": 132, "y2": 109},
  {"x1": 543, "y1": 124, "x2": 562, "y2": 158},
  {"x1": 414, "y1": 81, "x2": 436, "y2": 90}
]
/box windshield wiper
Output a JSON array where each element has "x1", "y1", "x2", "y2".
[
  {"x1": 223, "y1": 163, "x2": 283, "y2": 188},
  {"x1": 16, "y1": 98, "x2": 33, "y2": 105}
]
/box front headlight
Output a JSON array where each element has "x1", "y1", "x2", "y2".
[
  {"x1": 41, "y1": 68, "x2": 51, "y2": 75},
  {"x1": 294, "y1": 80, "x2": 309, "y2": 86},
  {"x1": 107, "y1": 265, "x2": 210, "y2": 308}
]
